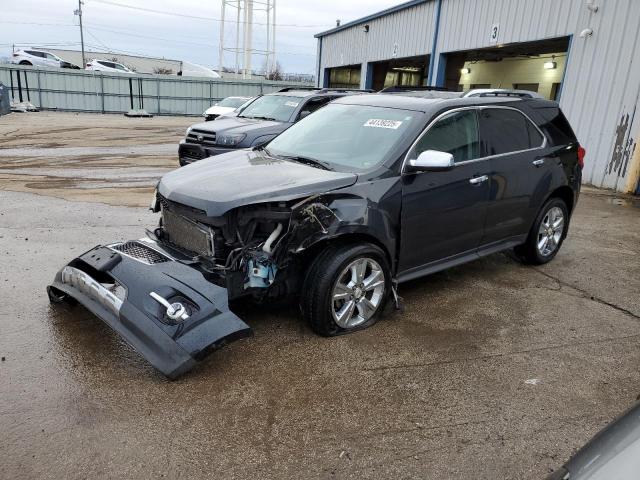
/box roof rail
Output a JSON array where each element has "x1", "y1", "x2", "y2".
[
  {"x1": 276, "y1": 87, "x2": 323, "y2": 92},
  {"x1": 318, "y1": 88, "x2": 375, "y2": 93},
  {"x1": 463, "y1": 89, "x2": 543, "y2": 99},
  {"x1": 275, "y1": 87, "x2": 373, "y2": 94},
  {"x1": 379, "y1": 85, "x2": 451, "y2": 93}
]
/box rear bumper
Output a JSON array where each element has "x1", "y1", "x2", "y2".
[
  {"x1": 178, "y1": 140, "x2": 236, "y2": 166},
  {"x1": 48, "y1": 240, "x2": 252, "y2": 378}
]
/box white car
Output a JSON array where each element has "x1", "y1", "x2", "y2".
[
  {"x1": 85, "y1": 59, "x2": 134, "y2": 74},
  {"x1": 11, "y1": 49, "x2": 65, "y2": 68},
  {"x1": 203, "y1": 96, "x2": 253, "y2": 121}
]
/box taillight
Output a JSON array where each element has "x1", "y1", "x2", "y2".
[
  {"x1": 577, "y1": 145, "x2": 586, "y2": 169},
  {"x1": 12, "y1": 53, "x2": 18, "y2": 57}
]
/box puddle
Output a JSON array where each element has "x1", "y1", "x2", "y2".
[{"x1": 606, "y1": 196, "x2": 640, "y2": 208}]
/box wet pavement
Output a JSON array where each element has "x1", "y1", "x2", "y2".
[{"x1": 1, "y1": 112, "x2": 640, "y2": 479}]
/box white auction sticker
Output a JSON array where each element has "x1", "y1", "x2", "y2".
[
  {"x1": 285, "y1": 101, "x2": 299, "y2": 107},
  {"x1": 363, "y1": 118, "x2": 403, "y2": 129}
]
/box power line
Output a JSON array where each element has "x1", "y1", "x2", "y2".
[{"x1": 90, "y1": 0, "x2": 329, "y2": 28}]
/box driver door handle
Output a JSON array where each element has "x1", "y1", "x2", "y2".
[
  {"x1": 532, "y1": 158, "x2": 545, "y2": 167},
  {"x1": 469, "y1": 175, "x2": 488, "y2": 185}
]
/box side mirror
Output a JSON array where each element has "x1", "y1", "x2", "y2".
[
  {"x1": 298, "y1": 110, "x2": 312, "y2": 120},
  {"x1": 407, "y1": 150, "x2": 454, "y2": 172}
]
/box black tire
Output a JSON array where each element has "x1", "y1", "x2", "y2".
[
  {"x1": 300, "y1": 242, "x2": 391, "y2": 336},
  {"x1": 515, "y1": 197, "x2": 569, "y2": 265},
  {"x1": 19, "y1": 61, "x2": 32, "y2": 66}
]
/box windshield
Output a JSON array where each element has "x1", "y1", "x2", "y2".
[
  {"x1": 266, "y1": 103, "x2": 420, "y2": 171},
  {"x1": 218, "y1": 97, "x2": 249, "y2": 108},
  {"x1": 239, "y1": 95, "x2": 301, "y2": 122}
]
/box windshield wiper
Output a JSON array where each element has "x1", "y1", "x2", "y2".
[
  {"x1": 241, "y1": 115, "x2": 278, "y2": 121},
  {"x1": 279, "y1": 155, "x2": 333, "y2": 171}
]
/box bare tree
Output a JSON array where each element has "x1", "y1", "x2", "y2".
[{"x1": 264, "y1": 61, "x2": 283, "y2": 81}]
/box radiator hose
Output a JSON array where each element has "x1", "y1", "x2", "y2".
[{"x1": 262, "y1": 223, "x2": 283, "y2": 254}]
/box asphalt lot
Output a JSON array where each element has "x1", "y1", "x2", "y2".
[{"x1": 1, "y1": 112, "x2": 639, "y2": 479}]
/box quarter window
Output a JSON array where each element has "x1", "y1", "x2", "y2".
[
  {"x1": 480, "y1": 108, "x2": 544, "y2": 156},
  {"x1": 412, "y1": 110, "x2": 480, "y2": 163}
]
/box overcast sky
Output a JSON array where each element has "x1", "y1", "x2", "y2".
[{"x1": 1, "y1": 0, "x2": 401, "y2": 73}]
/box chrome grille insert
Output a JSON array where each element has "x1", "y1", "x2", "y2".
[
  {"x1": 187, "y1": 128, "x2": 217, "y2": 146},
  {"x1": 110, "y1": 241, "x2": 169, "y2": 265}
]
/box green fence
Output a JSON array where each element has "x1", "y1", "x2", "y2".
[{"x1": 0, "y1": 64, "x2": 312, "y2": 116}]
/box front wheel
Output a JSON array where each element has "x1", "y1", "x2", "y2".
[
  {"x1": 301, "y1": 243, "x2": 391, "y2": 336},
  {"x1": 515, "y1": 197, "x2": 569, "y2": 264}
]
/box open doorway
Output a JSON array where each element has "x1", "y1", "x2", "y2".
[
  {"x1": 368, "y1": 55, "x2": 429, "y2": 91},
  {"x1": 441, "y1": 37, "x2": 570, "y2": 100},
  {"x1": 326, "y1": 65, "x2": 362, "y2": 89}
]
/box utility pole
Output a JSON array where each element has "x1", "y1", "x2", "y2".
[{"x1": 74, "y1": 0, "x2": 86, "y2": 67}]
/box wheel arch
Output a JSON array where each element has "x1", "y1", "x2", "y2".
[
  {"x1": 546, "y1": 185, "x2": 575, "y2": 213},
  {"x1": 295, "y1": 232, "x2": 394, "y2": 274}
]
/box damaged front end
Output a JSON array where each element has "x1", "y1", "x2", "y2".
[
  {"x1": 48, "y1": 183, "x2": 389, "y2": 378},
  {"x1": 151, "y1": 191, "x2": 348, "y2": 302}
]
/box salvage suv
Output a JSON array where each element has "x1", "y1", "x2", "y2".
[
  {"x1": 178, "y1": 87, "x2": 368, "y2": 165},
  {"x1": 49, "y1": 90, "x2": 584, "y2": 378}
]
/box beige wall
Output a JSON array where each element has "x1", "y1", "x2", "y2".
[{"x1": 459, "y1": 53, "x2": 566, "y2": 100}]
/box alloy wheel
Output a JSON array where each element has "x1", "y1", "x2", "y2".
[
  {"x1": 537, "y1": 206, "x2": 565, "y2": 256},
  {"x1": 331, "y1": 257, "x2": 386, "y2": 329}
]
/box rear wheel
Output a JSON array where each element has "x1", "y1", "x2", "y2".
[
  {"x1": 19, "y1": 61, "x2": 32, "y2": 66},
  {"x1": 301, "y1": 242, "x2": 391, "y2": 336},
  {"x1": 516, "y1": 197, "x2": 569, "y2": 264}
]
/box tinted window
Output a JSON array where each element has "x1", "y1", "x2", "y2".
[
  {"x1": 298, "y1": 96, "x2": 334, "y2": 119},
  {"x1": 412, "y1": 110, "x2": 480, "y2": 163},
  {"x1": 238, "y1": 94, "x2": 302, "y2": 122},
  {"x1": 535, "y1": 107, "x2": 576, "y2": 145},
  {"x1": 480, "y1": 108, "x2": 543, "y2": 156},
  {"x1": 26, "y1": 51, "x2": 45, "y2": 58},
  {"x1": 98, "y1": 61, "x2": 115, "y2": 68}
]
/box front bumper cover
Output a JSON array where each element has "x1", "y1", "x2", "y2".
[{"x1": 47, "y1": 240, "x2": 252, "y2": 379}]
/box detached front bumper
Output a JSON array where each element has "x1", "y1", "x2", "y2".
[
  {"x1": 48, "y1": 240, "x2": 252, "y2": 379},
  {"x1": 178, "y1": 140, "x2": 236, "y2": 166}
]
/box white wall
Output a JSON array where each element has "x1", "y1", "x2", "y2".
[{"x1": 459, "y1": 54, "x2": 566, "y2": 100}]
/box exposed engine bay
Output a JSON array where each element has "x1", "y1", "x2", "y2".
[{"x1": 152, "y1": 191, "x2": 342, "y2": 301}]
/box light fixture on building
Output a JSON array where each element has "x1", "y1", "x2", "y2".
[
  {"x1": 363, "y1": 24, "x2": 370, "y2": 33},
  {"x1": 544, "y1": 56, "x2": 557, "y2": 70},
  {"x1": 461, "y1": 67, "x2": 471, "y2": 74}
]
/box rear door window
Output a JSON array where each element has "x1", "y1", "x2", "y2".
[
  {"x1": 412, "y1": 109, "x2": 480, "y2": 163},
  {"x1": 480, "y1": 108, "x2": 544, "y2": 156}
]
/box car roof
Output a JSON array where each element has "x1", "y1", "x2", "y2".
[
  {"x1": 332, "y1": 92, "x2": 557, "y2": 115},
  {"x1": 266, "y1": 88, "x2": 370, "y2": 99}
]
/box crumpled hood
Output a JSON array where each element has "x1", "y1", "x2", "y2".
[
  {"x1": 189, "y1": 116, "x2": 287, "y2": 136},
  {"x1": 158, "y1": 149, "x2": 358, "y2": 217}
]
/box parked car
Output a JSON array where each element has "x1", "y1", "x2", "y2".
[
  {"x1": 203, "y1": 96, "x2": 253, "y2": 121},
  {"x1": 85, "y1": 59, "x2": 134, "y2": 73},
  {"x1": 48, "y1": 91, "x2": 584, "y2": 378},
  {"x1": 178, "y1": 87, "x2": 369, "y2": 166},
  {"x1": 548, "y1": 401, "x2": 640, "y2": 479},
  {"x1": 11, "y1": 49, "x2": 67, "y2": 68},
  {"x1": 177, "y1": 61, "x2": 221, "y2": 78}
]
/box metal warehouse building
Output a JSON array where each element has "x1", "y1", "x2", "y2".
[{"x1": 315, "y1": 0, "x2": 640, "y2": 194}]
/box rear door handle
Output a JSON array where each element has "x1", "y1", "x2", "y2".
[
  {"x1": 532, "y1": 158, "x2": 545, "y2": 167},
  {"x1": 469, "y1": 175, "x2": 488, "y2": 185}
]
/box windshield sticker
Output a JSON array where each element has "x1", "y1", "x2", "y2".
[
  {"x1": 285, "y1": 101, "x2": 299, "y2": 107},
  {"x1": 364, "y1": 119, "x2": 403, "y2": 129}
]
